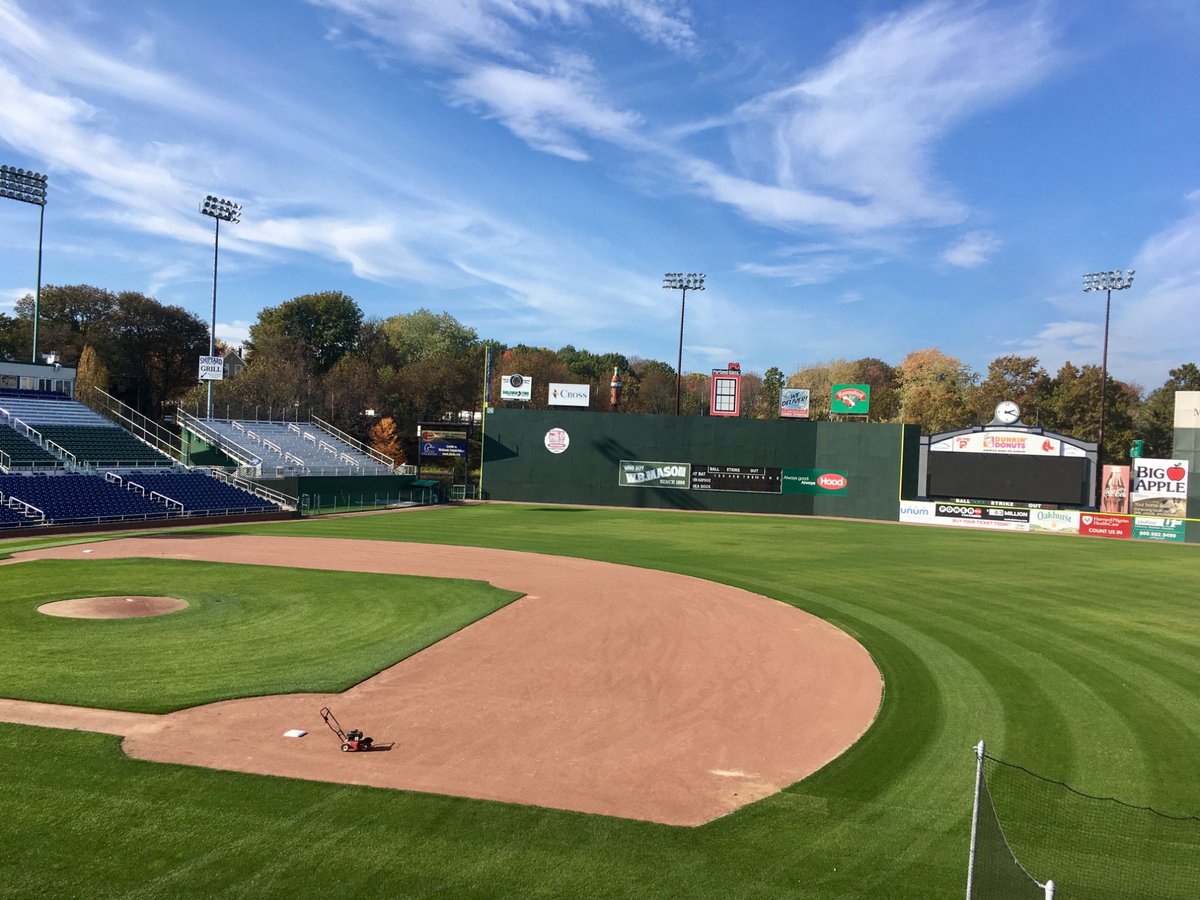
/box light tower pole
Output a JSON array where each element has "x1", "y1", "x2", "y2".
[
  {"x1": 0, "y1": 164, "x2": 48, "y2": 362},
  {"x1": 1082, "y1": 268, "x2": 1135, "y2": 506},
  {"x1": 662, "y1": 272, "x2": 705, "y2": 415},
  {"x1": 199, "y1": 194, "x2": 242, "y2": 419}
]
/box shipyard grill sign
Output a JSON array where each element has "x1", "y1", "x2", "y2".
[{"x1": 198, "y1": 355, "x2": 224, "y2": 381}]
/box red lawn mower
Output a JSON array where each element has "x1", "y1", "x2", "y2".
[{"x1": 320, "y1": 706, "x2": 373, "y2": 752}]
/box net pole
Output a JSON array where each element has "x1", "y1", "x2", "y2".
[{"x1": 966, "y1": 739, "x2": 986, "y2": 900}]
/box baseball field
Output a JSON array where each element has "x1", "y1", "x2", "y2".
[{"x1": 1, "y1": 503, "x2": 1197, "y2": 898}]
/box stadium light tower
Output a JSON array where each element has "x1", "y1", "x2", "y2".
[
  {"x1": 199, "y1": 194, "x2": 242, "y2": 419},
  {"x1": 1082, "y1": 268, "x2": 1135, "y2": 506},
  {"x1": 0, "y1": 164, "x2": 48, "y2": 362},
  {"x1": 662, "y1": 272, "x2": 705, "y2": 415}
]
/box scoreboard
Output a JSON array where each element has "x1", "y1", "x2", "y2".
[{"x1": 690, "y1": 465, "x2": 782, "y2": 493}]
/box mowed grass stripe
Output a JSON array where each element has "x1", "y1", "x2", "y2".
[{"x1": 0, "y1": 504, "x2": 1197, "y2": 898}]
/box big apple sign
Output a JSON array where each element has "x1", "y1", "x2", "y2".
[{"x1": 1130, "y1": 458, "x2": 1189, "y2": 517}]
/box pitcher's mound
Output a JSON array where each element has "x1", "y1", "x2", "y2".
[{"x1": 38, "y1": 596, "x2": 188, "y2": 619}]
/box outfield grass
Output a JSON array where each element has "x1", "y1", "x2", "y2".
[{"x1": 1, "y1": 505, "x2": 1198, "y2": 898}]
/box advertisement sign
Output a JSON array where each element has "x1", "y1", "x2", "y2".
[
  {"x1": 830, "y1": 383, "x2": 870, "y2": 415},
  {"x1": 931, "y1": 432, "x2": 1063, "y2": 456},
  {"x1": 1100, "y1": 465, "x2": 1130, "y2": 513},
  {"x1": 899, "y1": 500, "x2": 936, "y2": 523},
  {"x1": 780, "y1": 388, "x2": 810, "y2": 419},
  {"x1": 1078, "y1": 513, "x2": 1132, "y2": 540},
  {"x1": 198, "y1": 355, "x2": 224, "y2": 381},
  {"x1": 548, "y1": 383, "x2": 590, "y2": 408},
  {"x1": 419, "y1": 427, "x2": 468, "y2": 458},
  {"x1": 781, "y1": 469, "x2": 849, "y2": 495},
  {"x1": 1132, "y1": 516, "x2": 1186, "y2": 543},
  {"x1": 710, "y1": 368, "x2": 742, "y2": 417},
  {"x1": 1029, "y1": 509, "x2": 1080, "y2": 534},
  {"x1": 617, "y1": 460, "x2": 690, "y2": 489},
  {"x1": 1130, "y1": 458, "x2": 1189, "y2": 517},
  {"x1": 544, "y1": 428, "x2": 570, "y2": 454},
  {"x1": 500, "y1": 374, "x2": 532, "y2": 401},
  {"x1": 933, "y1": 503, "x2": 1030, "y2": 531}
]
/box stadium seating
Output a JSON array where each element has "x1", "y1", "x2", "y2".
[
  {"x1": 36, "y1": 425, "x2": 173, "y2": 467},
  {"x1": 0, "y1": 427, "x2": 62, "y2": 469},
  {"x1": 0, "y1": 472, "x2": 174, "y2": 525},
  {"x1": 201, "y1": 419, "x2": 391, "y2": 474},
  {"x1": 119, "y1": 470, "x2": 278, "y2": 514}
]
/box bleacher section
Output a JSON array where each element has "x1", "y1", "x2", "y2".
[
  {"x1": 115, "y1": 470, "x2": 278, "y2": 515},
  {"x1": 38, "y1": 425, "x2": 173, "y2": 467},
  {"x1": 199, "y1": 419, "x2": 392, "y2": 474},
  {"x1": 0, "y1": 472, "x2": 174, "y2": 525},
  {"x1": 0, "y1": 391, "x2": 175, "y2": 468},
  {"x1": 0, "y1": 427, "x2": 61, "y2": 469}
]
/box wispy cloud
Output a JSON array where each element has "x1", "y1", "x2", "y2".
[
  {"x1": 449, "y1": 60, "x2": 644, "y2": 161},
  {"x1": 941, "y1": 231, "x2": 1002, "y2": 268},
  {"x1": 706, "y1": 2, "x2": 1057, "y2": 231}
]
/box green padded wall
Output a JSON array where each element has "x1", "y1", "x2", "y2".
[{"x1": 481, "y1": 408, "x2": 920, "y2": 521}]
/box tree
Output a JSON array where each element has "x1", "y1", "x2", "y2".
[
  {"x1": 380, "y1": 308, "x2": 477, "y2": 366},
  {"x1": 762, "y1": 366, "x2": 785, "y2": 418},
  {"x1": 368, "y1": 416, "x2": 405, "y2": 466},
  {"x1": 970, "y1": 355, "x2": 1051, "y2": 424},
  {"x1": 74, "y1": 344, "x2": 110, "y2": 407},
  {"x1": 897, "y1": 348, "x2": 976, "y2": 431},
  {"x1": 623, "y1": 357, "x2": 677, "y2": 414},
  {"x1": 249, "y1": 291, "x2": 363, "y2": 373},
  {"x1": 738, "y1": 372, "x2": 769, "y2": 418},
  {"x1": 105, "y1": 292, "x2": 210, "y2": 416},
  {"x1": 12, "y1": 284, "x2": 118, "y2": 365},
  {"x1": 1041, "y1": 362, "x2": 1140, "y2": 463},
  {"x1": 1137, "y1": 363, "x2": 1200, "y2": 458}
]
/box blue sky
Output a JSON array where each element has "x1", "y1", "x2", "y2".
[{"x1": 0, "y1": 0, "x2": 1197, "y2": 390}]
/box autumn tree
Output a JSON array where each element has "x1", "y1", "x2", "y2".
[
  {"x1": 897, "y1": 348, "x2": 977, "y2": 431},
  {"x1": 623, "y1": 358, "x2": 676, "y2": 414},
  {"x1": 368, "y1": 416, "x2": 405, "y2": 465},
  {"x1": 74, "y1": 344, "x2": 110, "y2": 407},
  {"x1": 1041, "y1": 362, "x2": 1139, "y2": 463},
  {"x1": 380, "y1": 308, "x2": 478, "y2": 366}
]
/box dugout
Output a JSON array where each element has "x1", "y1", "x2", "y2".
[{"x1": 480, "y1": 407, "x2": 920, "y2": 521}]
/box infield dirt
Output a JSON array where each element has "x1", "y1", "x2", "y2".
[{"x1": 1, "y1": 534, "x2": 882, "y2": 826}]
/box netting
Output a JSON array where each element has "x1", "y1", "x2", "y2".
[
  {"x1": 968, "y1": 764, "x2": 1047, "y2": 898},
  {"x1": 974, "y1": 748, "x2": 1200, "y2": 899}
]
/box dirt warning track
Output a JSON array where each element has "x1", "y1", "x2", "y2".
[{"x1": 1, "y1": 534, "x2": 882, "y2": 826}]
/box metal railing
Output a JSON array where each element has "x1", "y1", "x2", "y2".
[
  {"x1": 208, "y1": 467, "x2": 299, "y2": 510},
  {"x1": 84, "y1": 386, "x2": 182, "y2": 461},
  {"x1": 312, "y1": 415, "x2": 397, "y2": 470},
  {"x1": 177, "y1": 409, "x2": 262, "y2": 471}
]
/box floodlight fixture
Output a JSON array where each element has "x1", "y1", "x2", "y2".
[
  {"x1": 1, "y1": 164, "x2": 48, "y2": 362},
  {"x1": 662, "y1": 272, "x2": 706, "y2": 415},
  {"x1": 1082, "y1": 269, "x2": 1135, "y2": 507},
  {"x1": 200, "y1": 193, "x2": 243, "y2": 419}
]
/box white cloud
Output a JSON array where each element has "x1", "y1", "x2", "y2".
[
  {"x1": 695, "y1": 2, "x2": 1057, "y2": 231},
  {"x1": 941, "y1": 231, "x2": 1002, "y2": 268},
  {"x1": 449, "y1": 63, "x2": 643, "y2": 161}
]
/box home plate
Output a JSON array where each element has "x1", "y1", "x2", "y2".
[{"x1": 282, "y1": 729, "x2": 307, "y2": 738}]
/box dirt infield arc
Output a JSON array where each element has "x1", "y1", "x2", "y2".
[{"x1": 1, "y1": 535, "x2": 882, "y2": 826}]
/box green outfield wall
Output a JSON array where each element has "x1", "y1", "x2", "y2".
[{"x1": 481, "y1": 408, "x2": 920, "y2": 521}]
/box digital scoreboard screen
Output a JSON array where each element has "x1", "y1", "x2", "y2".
[
  {"x1": 927, "y1": 453, "x2": 1089, "y2": 506},
  {"x1": 690, "y1": 465, "x2": 782, "y2": 494}
]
